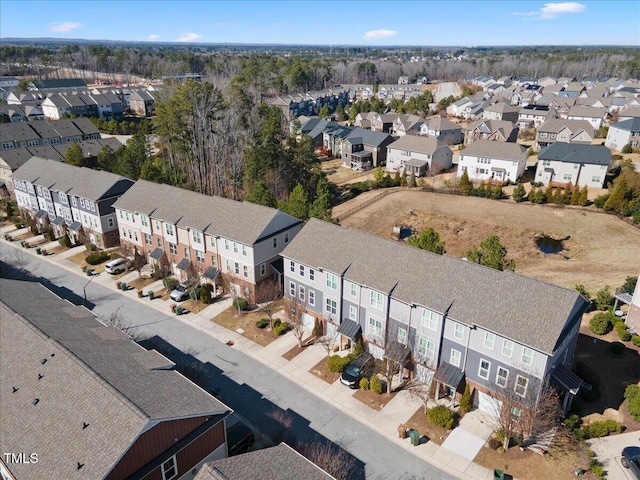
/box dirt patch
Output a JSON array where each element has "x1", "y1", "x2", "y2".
[
  {"x1": 335, "y1": 189, "x2": 640, "y2": 292},
  {"x1": 210, "y1": 306, "x2": 282, "y2": 347},
  {"x1": 309, "y1": 357, "x2": 340, "y2": 384},
  {"x1": 181, "y1": 298, "x2": 210, "y2": 314},
  {"x1": 402, "y1": 407, "x2": 449, "y2": 445},
  {"x1": 474, "y1": 433, "x2": 592, "y2": 480},
  {"x1": 128, "y1": 276, "x2": 155, "y2": 291},
  {"x1": 282, "y1": 341, "x2": 314, "y2": 361},
  {"x1": 353, "y1": 387, "x2": 396, "y2": 411}
]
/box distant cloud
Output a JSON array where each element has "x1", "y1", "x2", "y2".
[
  {"x1": 513, "y1": 2, "x2": 585, "y2": 19},
  {"x1": 148, "y1": 34, "x2": 160, "y2": 41},
  {"x1": 175, "y1": 32, "x2": 202, "y2": 42},
  {"x1": 49, "y1": 21, "x2": 81, "y2": 33},
  {"x1": 363, "y1": 29, "x2": 398, "y2": 40},
  {"x1": 541, "y1": 2, "x2": 585, "y2": 18}
]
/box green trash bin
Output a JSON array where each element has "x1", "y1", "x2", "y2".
[
  {"x1": 120, "y1": 282, "x2": 127, "y2": 291},
  {"x1": 409, "y1": 429, "x2": 420, "y2": 446},
  {"x1": 175, "y1": 305, "x2": 184, "y2": 315},
  {"x1": 35, "y1": 247, "x2": 42, "y2": 255},
  {"x1": 493, "y1": 469, "x2": 504, "y2": 480},
  {"x1": 148, "y1": 290, "x2": 154, "y2": 300},
  {"x1": 86, "y1": 268, "x2": 94, "y2": 276}
]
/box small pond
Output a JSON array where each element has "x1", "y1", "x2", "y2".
[{"x1": 535, "y1": 235, "x2": 564, "y2": 254}]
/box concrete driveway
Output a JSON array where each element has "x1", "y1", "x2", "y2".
[
  {"x1": 588, "y1": 431, "x2": 640, "y2": 480},
  {"x1": 441, "y1": 410, "x2": 494, "y2": 461}
]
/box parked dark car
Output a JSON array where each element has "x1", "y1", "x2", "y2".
[
  {"x1": 340, "y1": 352, "x2": 373, "y2": 388},
  {"x1": 622, "y1": 446, "x2": 640, "y2": 479}
]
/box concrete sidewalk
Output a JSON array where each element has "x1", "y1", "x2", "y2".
[{"x1": 1, "y1": 229, "x2": 496, "y2": 480}]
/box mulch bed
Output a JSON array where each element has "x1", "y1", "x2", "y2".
[
  {"x1": 403, "y1": 406, "x2": 449, "y2": 445},
  {"x1": 353, "y1": 387, "x2": 397, "y2": 411},
  {"x1": 309, "y1": 357, "x2": 340, "y2": 384}
]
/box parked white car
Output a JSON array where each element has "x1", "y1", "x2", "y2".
[{"x1": 105, "y1": 257, "x2": 131, "y2": 275}]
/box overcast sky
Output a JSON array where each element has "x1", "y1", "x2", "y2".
[{"x1": 1, "y1": 1, "x2": 639, "y2": 46}]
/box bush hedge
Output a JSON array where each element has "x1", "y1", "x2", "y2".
[
  {"x1": 327, "y1": 354, "x2": 355, "y2": 372},
  {"x1": 359, "y1": 377, "x2": 369, "y2": 390},
  {"x1": 625, "y1": 384, "x2": 640, "y2": 422},
  {"x1": 459, "y1": 384, "x2": 472, "y2": 413},
  {"x1": 615, "y1": 323, "x2": 632, "y2": 342},
  {"x1": 273, "y1": 322, "x2": 290, "y2": 335},
  {"x1": 369, "y1": 375, "x2": 384, "y2": 394},
  {"x1": 633, "y1": 335, "x2": 640, "y2": 347},
  {"x1": 232, "y1": 298, "x2": 249, "y2": 311},
  {"x1": 163, "y1": 277, "x2": 179, "y2": 291},
  {"x1": 427, "y1": 405, "x2": 455, "y2": 430},
  {"x1": 589, "y1": 311, "x2": 615, "y2": 335},
  {"x1": 85, "y1": 251, "x2": 109, "y2": 265},
  {"x1": 255, "y1": 319, "x2": 268, "y2": 329},
  {"x1": 574, "y1": 420, "x2": 622, "y2": 440}
]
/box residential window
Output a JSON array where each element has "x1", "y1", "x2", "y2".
[
  {"x1": 260, "y1": 263, "x2": 266, "y2": 276},
  {"x1": 210, "y1": 236, "x2": 216, "y2": 248},
  {"x1": 184, "y1": 248, "x2": 190, "y2": 259},
  {"x1": 157, "y1": 237, "x2": 162, "y2": 247},
  {"x1": 242, "y1": 265, "x2": 248, "y2": 278},
  {"x1": 90, "y1": 201, "x2": 95, "y2": 212},
  {"x1": 141, "y1": 215, "x2": 148, "y2": 227},
  {"x1": 326, "y1": 272, "x2": 337, "y2": 290},
  {"x1": 325, "y1": 298, "x2": 337, "y2": 316},
  {"x1": 368, "y1": 317, "x2": 382, "y2": 336},
  {"x1": 398, "y1": 327, "x2": 407, "y2": 345},
  {"x1": 515, "y1": 375, "x2": 528, "y2": 397},
  {"x1": 169, "y1": 243, "x2": 177, "y2": 255},
  {"x1": 192, "y1": 230, "x2": 202, "y2": 243},
  {"x1": 161, "y1": 456, "x2": 177, "y2": 480},
  {"x1": 272, "y1": 237, "x2": 278, "y2": 249},
  {"x1": 224, "y1": 239, "x2": 230, "y2": 250},
  {"x1": 234, "y1": 262, "x2": 240, "y2": 275},
  {"x1": 196, "y1": 250, "x2": 205, "y2": 263},
  {"x1": 511, "y1": 406, "x2": 522, "y2": 419},
  {"x1": 71, "y1": 197, "x2": 77, "y2": 207},
  {"x1": 211, "y1": 256, "x2": 217, "y2": 268},
  {"x1": 226, "y1": 259, "x2": 232, "y2": 272},
  {"x1": 165, "y1": 224, "x2": 174, "y2": 236},
  {"x1": 484, "y1": 332, "x2": 495, "y2": 350},
  {"x1": 591, "y1": 176, "x2": 601, "y2": 183},
  {"x1": 80, "y1": 198, "x2": 85, "y2": 208},
  {"x1": 450, "y1": 349, "x2": 461, "y2": 368},
  {"x1": 290, "y1": 282, "x2": 296, "y2": 297},
  {"x1": 522, "y1": 347, "x2": 533, "y2": 366},
  {"x1": 285, "y1": 231, "x2": 289, "y2": 243},
  {"x1": 496, "y1": 367, "x2": 509, "y2": 388},
  {"x1": 309, "y1": 269, "x2": 315, "y2": 281},
  {"x1": 369, "y1": 291, "x2": 383, "y2": 310},
  {"x1": 422, "y1": 310, "x2": 437, "y2": 331},
  {"x1": 108, "y1": 218, "x2": 114, "y2": 228},
  {"x1": 309, "y1": 291, "x2": 315, "y2": 306},
  {"x1": 479, "y1": 359, "x2": 490, "y2": 380},
  {"x1": 349, "y1": 305, "x2": 357, "y2": 321},
  {"x1": 453, "y1": 323, "x2": 464, "y2": 340},
  {"x1": 242, "y1": 245, "x2": 247, "y2": 256},
  {"x1": 418, "y1": 337, "x2": 435, "y2": 359},
  {"x1": 300, "y1": 265, "x2": 305, "y2": 277},
  {"x1": 350, "y1": 283, "x2": 357, "y2": 297},
  {"x1": 502, "y1": 339, "x2": 514, "y2": 357},
  {"x1": 134, "y1": 232, "x2": 139, "y2": 242},
  {"x1": 299, "y1": 285, "x2": 305, "y2": 301},
  {"x1": 290, "y1": 261, "x2": 295, "y2": 273},
  {"x1": 233, "y1": 242, "x2": 238, "y2": 253}
]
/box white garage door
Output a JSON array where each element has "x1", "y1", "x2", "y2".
[
  {"x1": 475, "y1": 391, "x2": 502, "y2": 417},
  {"x1": 302, "y1": 313, "x2": 315, "y2": 329}
]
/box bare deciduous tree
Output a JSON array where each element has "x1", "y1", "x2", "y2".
[
  {"x1": 297, "y1": 438, "x2": 357, "y2": 480},
  {"x1": 405, "y1": 377, "x2": 434, "y2": 414},
  {"x1": 255, "y1": 408, "x2": 293, "y2": 448},
  {"x1": 100, "y1": 308, "x2": 145, "y2": 341},
  {"x1": 258, "y1": 281, "x2": 282, "y2": 329},
  {"x1": 318, "y1": 330, "x2": 338, "y2": 357}
]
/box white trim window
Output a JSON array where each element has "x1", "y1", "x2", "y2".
[
  {"x1": 496, "y1": 367, "x2": 509, "y2": 388},
  {"x1": 350, "y1": 283, "x2": 357, "y2": 297},
  {"x1": 502, "y1": 339, "x2": 514, "y2": 357},
  {"x1": 522, "y1": 347, "x2": 533, "y2": 366},
  {"x1": 325, "y1": 298, "x2": 337, "y2": 316},
  {"x1": 479, "y1": 359, "x2": 490, "y2": 380},
  {"x1": 368, "y1": 317, "x2": 382, "y2": 337},
  {"x1": 242, "y1": 245, "x2": 247, "y2": 256},
  {"x1": 326, "y1": 272, "x2": 337, "y2": 290},
  {"x1": 349, "y1": 305, "x2": 357, "y2": 321},
  {"x1": 299, "y1": 265, "x2": 305, "y2": 277},
  {"x1": 398, "y1": 327, "x2": 407, "y2": 345},
  {"x1": 192, "y1": 230, "x2": 202, "y2": 243},
  {"x1": 450, "y1": 349, "x2": 461, "y2": 368},
  {"x1": 484, "y1": 332, "x2": 495, "y2": 350},
  {"x1": 418, "y1": 337, "x2": 435, "y2": 359},
  {"x1": 369, "y1": 290, "x2": 383, "y2": 310},
  {"x1": 196, "y1": 250, "x2": 205, "y2": 263},
  {"x1": 289, "y1": 282, "x2": 296, "y2": 297},
  {"x1": 422, "y1": 309, "x2": 437, "y2": 331},
  {"x1": 272, "y1": 237, "x2": 278, "y2": 249},
  {"x1": 453, "y1": 323, "x2": 464, "y2": 341},
  {"x1": 309, "y1": 291, "x2": 315, "y2": 306},
  {"x1": 299, "y1": 285, "x2": 305, "y2": 301},
  {"x1": 290, "y1": 261, "x2": 295, "y2": 273},
  {"x1": 161, "y1": 455, "x2": 178, "y2": 480},
  {"x1": 515, "y1": 375, "x2": 528, "y2": 397},
  {"x1": 260, "y1": 263, "x2": 266, "y2": 276},
  {"x1": 309, "y1": 269, "x2": 315, "y2": 281}
]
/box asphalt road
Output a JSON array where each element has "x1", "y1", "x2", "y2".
[{"x1": 0, "y1": 248, "x2": 457, "y2": 480}]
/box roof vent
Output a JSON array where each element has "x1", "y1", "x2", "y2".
[
  {"x1": 33, "y1": 398, "x2": 40, "y2": 406},
  {"x1": 40, "y1": 358, "x2": 47, "y2": 365},
  {"x1": 38, "y1": 373, "x2": 44, "y2": 380},
  {"x1": 77, "y1": 463, "x2": 84, "y2": 470},
  {"x1": 51, "y1": 353, "x2": 55, "y2": 357},
  {"x1": 82, "y1": 422, "x2": 89, "y2": 429},
  {"x1": 12, "y1": 386, "x2": 19, "y2": 393}
]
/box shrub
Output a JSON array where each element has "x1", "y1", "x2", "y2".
[
  {"x1": 59, "y1": 233, "x2": 72, "y2": 248},
  {"x1": 163, "y1": 277, "x2": 179, "y2": 291},
  {"x1": 327, "y1": 354, "x2": 354, "y2": 373},
  {"x1": 199, "y1": 284, "x2": 213, "y2": 304},
  {"x1": 255, "y1": 319, "x2": 268, "y2": 329},
  {"x1": 85, "y1": 242, "x2": 97, "y2": 251},
  {"x1": 43, "y1": 226, "x2": 56, "y2": 241},
  {"x1": 563, "y1": 414, "x2": 582, "y2": 430},
  {"x1": 359, "y1": 377, "x2": 369, "y2": 390},
  {"x1": 624, "y1": 384, "x2": 640, "y2": 400},
  {"x1": 615, "y1": 324, "x2": 631, "y2": 342},
  {"x1": 459, "y1": 384, "x2": 472, "y2": 413},
  {"x1": 629, "y1": 396, "x2": 640, "y2": 422},
  {"x1": 273, "y1": 322, "x2": 290, "y2": 335},
  {"x1": 590, "y1": 463, "x2": 604, "y2": 478},
  {"x1": 85, "y1": 251, "x2": 109, "y2": 265},
  {"x1": 312, "y1": 318, "x2": 322, "y2": 337},
  {"x1": 633, "y1": 335, "x2": 640, "y2": 347},
  {"x1": 487, "y1": 437, "x2": 501, "y2": 450},
  {"x1": 610, "y1": 341, "x2": 626, "y2": 355},
  {"x1": 427, "y1": 405, "x2": 455, "y2": 430},
  {"x1": 589, "y1": 312, "x2": 614, "y2": 335},
  {"x1": 232, "y1": 297, "x2": 249, "y2": 311},
  {"x1": 369, "y1": 375, "x2": 384, "y2": 394},
  {"x1": 273, "y1": 318, "x2": 282, "y2": 328},
  {"x1": 353, "y1": 339, "x2": 363, "y2": 357},
  {"x1": 622, "y1": 143, "x2": 633, "y2": 154},
  {"x1": 594, "y1": 286, "x2": 613, "y2": 310},
  {"x1": 579, "y1": 419, "x2": 623, "y2": 439}
]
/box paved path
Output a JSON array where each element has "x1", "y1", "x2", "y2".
[
  {"x1": 588, "y1": 431, "x2": 640, "y2": 480},
  {"x1": 0, "y1": 229, "x2": 497, "y2": 480}
]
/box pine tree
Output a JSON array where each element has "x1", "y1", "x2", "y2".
[
  {"x1": 562, "y1": 184, "x2": 572, "y2": 205},
  {"x1": 309, "y1": 178, "x2": 333, "y2": 221},
  {"x1": 458, "y1": 169, "x2": 472, "y2": 194},
  {"x1": 552, "y1": 187, "x2": 562, "y2": 204},
  {"x1": 570, "y1": 185, "x2": 581, "y2": 205},
  {"x1": 96, "y1": 144, "x2": 116, "y2": 171},
  {"x1": 578, "y1": 186, "x2": 589, "y2": 206},
  {"x1": 467, "y1": 235, "x2": 515, "y2": 271},
  {"x1": 407, "y1": 227, "x2": 446, "y2": 254},
  {"x1": 603, "y1": 176, "x2": 629, "y2": 214},
  {"x1": 544, "y1": 184, "x2": 554, "y2": 203},
  {"x1": 512, "y1": 183, "x2": 526, "y2": 202},
  {"x1": 245, "y1": 180, "x2": 277, "y2": 208},
  {"x1": 282, "y1": 183, "x2": 310, "y2": 220}
]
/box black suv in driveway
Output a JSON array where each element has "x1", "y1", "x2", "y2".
[
  {"x1": 622, "y1": 446, "x2": 640, "y2": 479},
  {"x1": 340, "y1": 352, "x2": 373, "y2": 388}
]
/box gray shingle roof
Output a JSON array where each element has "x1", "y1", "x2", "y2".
[
  {"x1": 112, "y1": 180, "x2": 302, "y2": 245},
  {"x1": 611, "y1": 117, "x2": 640, "y2": 131},
  {"x1": 425, "y1": 117, "x2": 462, "y2": 131},
  {"x1": 388, "y1": 135, "x2": 448, "y2": 155},
  {"x1": 345, "y1": 127, "x2": 392, "y2": 148},
  {"x1": 538, "y1": 143, "x2": 612, "y2": 166},
  {"x1": 460, "y1": 140, "x2": 526, "y2": 160},
  {"x1": 0, "y1": 279, "x2": 230, "y2": 480},
  {"x1": 537, "y1": 118, "x2": 594, "y2": 136},
  {"x1": 12, "y1": 156, "x2": 134, "y2": 201},
  {"x1": 195, "y1": 443, "x2": 336, "y2": 480},
  {"x1": 281, "y1": 219, "x2": 587, "y2": 355}
]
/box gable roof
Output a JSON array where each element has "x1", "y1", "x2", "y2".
[
  {"x1": 424, "y1": 116, "x2": 461, "y2": 131},
  {"x1": 461, "y1": 140, "x2": 526, "y2": 160},
  {"x1": 345, "y1": 127, "x2": 392, "y2": 148},
  {"x1": 566, "y1": 106, "x2": 606, "y2": 118},
  {"x1": 195, "y1": 443, "x2": 336, "y2": 480},
  {"x1": 0, "y1": 278, "x2": 230, "y2": 480},
  {"x1": 12, "y1": 156, "x2": 134, "y2": 200},
  {"x1": 282, "y1": 219, "x2": 587, "y2": 355},
  {"x1": 537, "y1": 118, "x2": 594, "y2": 137},
  {"x1": 387, "y1": 135, "x2": 449, "y2": 155},
  {"x1": 112, "y1": 180, "x2": 302, "y2": 244},
  {"x1": 538, "y1": 143, "x2": 612, "y2": 166},
  {"x1": 610, "y1": 117, "x2": 640, "y2": 132},
  {"x1": 34, "y1": 78, "x2": 87, "y2": 89}
]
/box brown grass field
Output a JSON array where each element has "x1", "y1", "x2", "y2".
[{"x1": 334, "y1": 189, "x2": 640, "y2": 292}]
